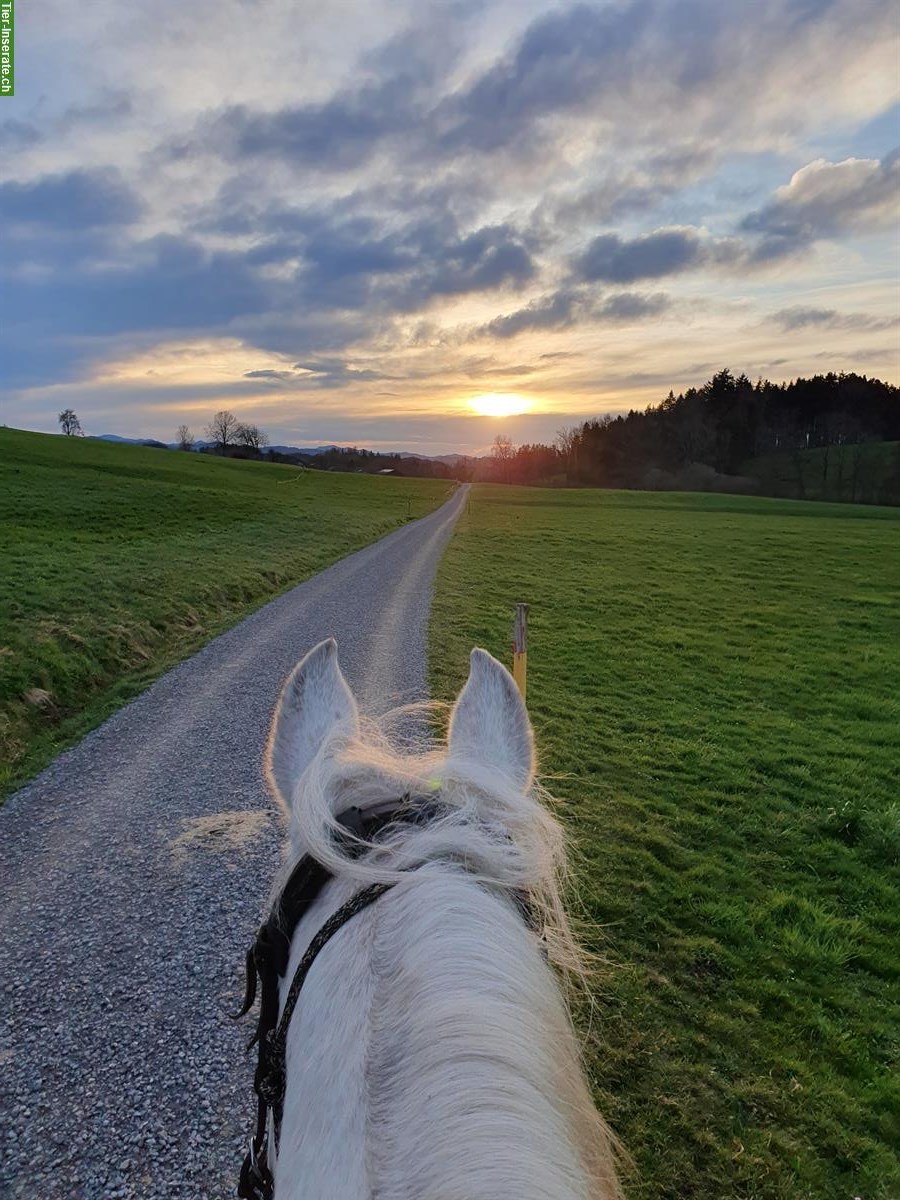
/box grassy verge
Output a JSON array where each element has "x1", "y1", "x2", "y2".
[
  {"x1": 1, "y1": 428, "x2": 452, "y2": 798},
  {"x1": 430, "y1": 485, "x2": 899, "y2": 1200}
]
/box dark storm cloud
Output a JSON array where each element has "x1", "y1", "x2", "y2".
[{"x1": 0, "y1": 169, "x2": 141, "y2": 230}]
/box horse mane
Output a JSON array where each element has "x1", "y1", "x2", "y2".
[{"x1": 274, "y1": 701, "x2": 625, "y2": 1199}]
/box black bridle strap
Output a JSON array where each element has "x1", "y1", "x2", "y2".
[
  {"x1": 236, "y1": 795, "x2": 538, "y2": 1200},
  {"x1": 236, "y1": 799, "x2": 429, "y2": 1200},
  {"x1": 239, "y1": 880, "x2": 395, "y2": 1200},
  {"x1": 260, "y1": 880, "x2": 395, "y2": 1141}
]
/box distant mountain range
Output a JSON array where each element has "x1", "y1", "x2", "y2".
[{"x1": 92, "y1": 434, "x2": 475, "y2": 463}]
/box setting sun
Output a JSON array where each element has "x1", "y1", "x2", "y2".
[{"x1": 467, "y1": 393, "x2": 533, "y2": 418}]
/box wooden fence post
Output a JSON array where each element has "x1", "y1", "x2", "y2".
[{"x1": 512, "y1": 602, "x2": 528, "y2": 701}]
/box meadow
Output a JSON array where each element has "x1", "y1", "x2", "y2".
[
  {"x1": 0, "y1": 428, "x2": 451, "y2": 798},
  {"x1": 430, "y1": 485, "x2": 900, "y2": 1200}
]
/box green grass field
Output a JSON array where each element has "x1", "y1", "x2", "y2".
[
  {"x1": 430, "y1": 486, "x2": 900, "y2": 1200},
  {"x1": 0, "y1": 428, "x2": 452, "y2": 798}
]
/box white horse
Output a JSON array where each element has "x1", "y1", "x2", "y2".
[{"x1": 261, "y1": 638, "x2": 622, "y2": 1200}]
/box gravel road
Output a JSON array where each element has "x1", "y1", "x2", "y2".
[{"x1": 0, "y1": 482, "x2": 468, "y2": 1200}]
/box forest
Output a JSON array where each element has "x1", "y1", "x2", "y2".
[{"x1": 481, "y1": 370, "x2": 900, "y2": 503}]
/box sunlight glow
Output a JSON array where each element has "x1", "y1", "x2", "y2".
[{"x1": 468, "y1": 393, "x2": 533, "y2": 417}]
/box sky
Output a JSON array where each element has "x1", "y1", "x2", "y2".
[{"x1": 1, "y1": 0, "x2": 899, "y2": 455}]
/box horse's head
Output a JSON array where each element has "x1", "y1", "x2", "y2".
[
  {"x1": 265, "y1": 637, "x2": 536, "y2": 831},
  {"x1": 241, "y1": 639, "x2": 622, "y2": 1200}
]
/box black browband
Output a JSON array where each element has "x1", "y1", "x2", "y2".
[{"x1": 235, "y1": 795, "x2": 434, "y2": 1200}]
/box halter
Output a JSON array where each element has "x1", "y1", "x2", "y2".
[{"x1": 235, "y1": 796, "x2": 435, "y2": 1200}]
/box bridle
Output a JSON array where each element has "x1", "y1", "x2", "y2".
[
  {"x1": 235, "y1": 796, "x2": 436, "y2": 1200},
  {"x1": 235, "y1": 793, "x2": 541, "y2": 1200}
]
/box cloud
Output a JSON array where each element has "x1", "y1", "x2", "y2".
[
  {"x1": 290, "y1": 358, "x2": 392, "y2": 388},
  {"x1": 412, "y1": 223, "x2": 535, "y2": 299},
  {"x1": 575, "y1": 229, "x2": 703, "y2": 282},
  {"x1": 474, "y1": 287, "x2": 671, "y2": 339},
  {"x1": 3, "y1": 0, "x2": 899, "y2": 440},
  {"x1": 441, "y1": 0, "x2": 897, "y2": 170},
  {"x1": 769, "y1": 305, "x2": 900, "y2": 331},
  {"x1": 242, "y1": 359, "x2": 391, "y2": 389},
  {"x1": 532, "y1": 143, "x2": 717, "y2": 233},
  {"x1": 12, "y1": 235, "x2": 271, "y2": 336},
  {"x1": 242, "y1": 369, "x2": 297, "y2": 382},
  {"x1": 479, "y1": 290, "x2": 583, "y2": 338},
  {"x1": 206, "y1": 77, "x2": 415, "y2": 172},
  {"x1": 571, "y1": 152, "x2": 900, "y2": 283},
  {"x1": 741, "y1": 152, "x2": 900, "y2": 258},
  {"x1": 597, "y1": 291, "x2": 671, "y2": 320},
  {"x1": 0, "y1": 169, "x2": 141, "y2": 230},
  {"x1": 574, "y1": 228, "x2": 743, "y2": 282},
  {"x1": 292, "y1": 216, "x2": 536, "y2": 310},
  {"x1": 174, "y1": 0, "x2": 898, "y2": 191}
]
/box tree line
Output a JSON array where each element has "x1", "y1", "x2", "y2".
[
  {"x1": 477, "y1": 370, "x2": 900, "y2": 503},
  {"x1": 57, "y1": 369, "x2": 900, "y2": 502}
]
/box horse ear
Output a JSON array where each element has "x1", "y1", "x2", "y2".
[
  {"x1": 266, "y1": 639, "x2": 359, "y2": 812},
  {"x1": 448, "y1": 648, "x2": 535, "y2": 789}
]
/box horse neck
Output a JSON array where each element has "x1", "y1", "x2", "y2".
[{"x1": 275, "y1": 848, "x2": 618, "y2": 1200}]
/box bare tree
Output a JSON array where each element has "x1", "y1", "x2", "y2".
[
  {"x1": 236, "y1": 423, "x2": 269, "y2": 452},
  {"x1": 492, "y1": 433, "x2": 515, "y2": 483},
  {"x1": 176, "y1": 424, "x2": 195, "y2": 451},
  {"x1": 58, "y1": 409, "x2": 83, "y2": 437},
  {"x1": 555, "y1": 426, "x2": 579, "y2": 478},
  {"x1": 204, "y1": 410, "x2": 240, "y2": 453}
]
